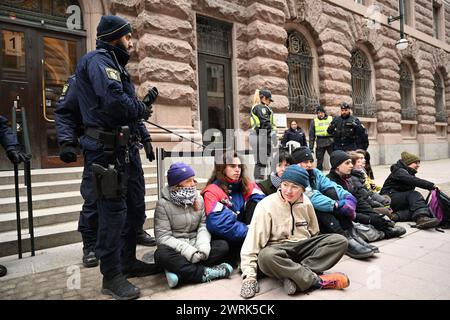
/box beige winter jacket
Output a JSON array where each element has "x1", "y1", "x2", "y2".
[{"x1": 240, "y1": 190, "x2": 319, "y2": 279}]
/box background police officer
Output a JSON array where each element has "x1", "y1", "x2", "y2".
[
  {"x1": 309, "y1": 105, "x2": 334, "y2": 170},
  {"x1": 0, "y1": 115, "x2": 30, "y2": 278},
  {"x1": 75, "y1": 15, "x2": 160, "y2": 300},
  {"x1": 55, "y1": 76, "x2": 157, "y2": 269},
  {"x1": 249, "y1": 88, "x2": 277, "y2": 180},
  {"x1": 327, "y1": 102, "x2": 365, "y2": 152}
]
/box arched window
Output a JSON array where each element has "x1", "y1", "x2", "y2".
[
  {"x1": 286, "y1": 32, "x2": 318, "y2": 113},
  {"x1": 350, "y1": 48, "x2": 376, "y2": 117},
  {"x1": 1, "y1": 0, "x2": 83, "y2": 29},
  {"x1": 399, "y1": 62, "x2": 416, "y2": 120},
  {"x1": 434, "y1": 71, "x2": 447, "y2": 122}
]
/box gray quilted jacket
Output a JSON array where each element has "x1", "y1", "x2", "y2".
[{"x1": 154, "y1": 186, "x2": 211, "y2": 261}]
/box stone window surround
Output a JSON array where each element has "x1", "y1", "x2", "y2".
[
  {"x1": 350, "y1": 45, "x2": 377, "y2": 117},
  {"x1": 285, "y1": 24, "x2": 320, "y2": 114},
  {"x1": 399, "y1": 60, "x2": 417, "y2": 121},
  {"x1": 403, "y1": 0, "x2": 416, "y2": 28},
  {"x1": 433, "y1": 0, "x2": 445, "y2": 41}
]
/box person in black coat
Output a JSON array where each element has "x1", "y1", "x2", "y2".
[
  {"x1": 380, "y1": 151, "x2": 440, "y2": 229},
  {"x1": 327, "y1": 151, "x2": 404, "y2": 246},
  {"x1": 281, "y1": 120, "x2": 307, "y2": 149},
  {"x1": 327, "y1": 102, "x2": 365, "y2": 152}
]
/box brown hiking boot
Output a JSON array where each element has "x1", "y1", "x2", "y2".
[
  {"x1": 318, "y1": 272, "x2": 350, "y2": 290},
  {"x1": 415, "y1": 216, "x2": 440, "y2": 229}
]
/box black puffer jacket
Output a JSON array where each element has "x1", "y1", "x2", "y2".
[
  {"x1": 281, "y1": 128, "x2": 307, "y2": 147},
  {"x1": 380, "y1": 160, "x2": 435, "y2": 195}
]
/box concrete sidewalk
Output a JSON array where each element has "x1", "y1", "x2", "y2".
[{"x1": 1, "y1": 158, "x2": 450, "y2": 300}]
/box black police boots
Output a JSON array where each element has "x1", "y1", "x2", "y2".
[
  {"x1": 0, "y1": 264, "x2": 7, "y2": 277},
  {"x1": 122, "y1": 259, "x2": 162, "y2": 278},
  {"x1": 137, "y1": 229, "x2": 156, "y2": 246},
  {"x1": 82, "y1": 247, "x2": 99, "y2": 268},
  {"x1": 102, "y1": 274, "x2": 140, "y2": 300}
]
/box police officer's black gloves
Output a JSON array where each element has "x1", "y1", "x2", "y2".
[
  {"x1": 143, "y1": 139, "x2": 155, "y2": 162},
  {"x1": 6, "y1": 147, "x2": 30, "y2": 164},
  {"x1": 143, "y1": 87, "x2": 158, "y2": 107},
  {"x1": 59, "y1": 142, "x2": 78, "y2": 163},
  {"x1": 139, "y1": 101, "x2": 152, "y2": 121}
]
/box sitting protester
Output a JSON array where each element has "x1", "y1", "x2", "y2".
[
  {"x1": 154, "y1": 163, "x2": 233, "y2": 289},
  {"x1": 349, "y1": 151, "x2": 391, "y2": 212},
  {"x1": 328, "y1": 151, "x2": 406, "y2": 243},
  {"x1": 290, "y1": 147, "x2": 374, "y2": 259},
  {"x1": 380, "y1": 152, "x2": 440, "y2": 229},
  {"x1": 240, "y1": 165, "x2": 349, "y2": 299},
  {"x1": 257, "y1": 149, "x2": 293, "y2": 196},
  {"x1": 201, "y1": 151, "x2": 265, "y2": 263},
  {"x1": 355, "y1": 149, "x2": 380, "y2": 192}
]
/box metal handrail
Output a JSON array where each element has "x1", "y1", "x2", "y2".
[{"x1": 11, "y1": 99, "x2": 35, "y2": 258}]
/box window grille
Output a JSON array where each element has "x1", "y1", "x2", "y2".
[
  {"x1": 434, "y1": 72, "x2": 447, "y2": 122},
  {"x1": 350, "y1": 48, "x2": 376, "y2": 117},
  {"x1": 197, "y1": 16, "x2": 231, "y2": 58},
  {"x1": 399, "y1": 62, "x2": 416, "y2": 120},
  {"x1": 286, "y1": 32, "x2": 318, "y2": 113}
]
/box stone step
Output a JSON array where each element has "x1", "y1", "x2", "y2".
[
  {"x1": 0, "y1": 165, "x2": 157, "y2": 185},
  {"x1": 0, "y1": 175, "x2": 158, "y2": 198},
  {"x1": 0, "y1": 191, "x2": 158, "y2": 214},
  {"x1": 0, "y1": 217, "x2": 155, "y2": 258},
  {"x1": 0, "y1": 202, "x2": 155, "y2": 233}
]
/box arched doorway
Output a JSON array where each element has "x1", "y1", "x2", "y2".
[{"x1": 0, "y1": 0, "x2": 86, "y2": 169}]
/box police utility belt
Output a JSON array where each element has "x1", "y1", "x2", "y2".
[{"x1": 85, "y1": 126, "x2": 131, "y2": 200}]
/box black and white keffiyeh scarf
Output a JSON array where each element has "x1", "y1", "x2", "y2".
[{"x1": 170, "y1": 186, "x2": 197, "y2": 207}]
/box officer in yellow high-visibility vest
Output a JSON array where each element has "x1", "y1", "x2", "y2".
[
  {"x1": 308, "y1": 106, "x2": 334, "y2": 170},
  {"x1": 249, "y1": 89, "x2": 277, "y2": 180}
]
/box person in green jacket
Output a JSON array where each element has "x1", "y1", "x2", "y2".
[{"x1": 257, "y1": 149, "x2": 292, "y2": 196}]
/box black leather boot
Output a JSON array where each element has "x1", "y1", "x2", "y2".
[
  {"x1": 137, "y1": 229, "x2": 156, "y2": 246},
  {"x1": 0, "y1": 264, "x2": 7, "y2": 277},
  {"x1": 344, "y1": 231, "x2": 374, "y2": 259},
  {"x1": 350, "y1": 227, "x2": 380, "y2": 253},
  {"x1": 102, "y1": 274, "x2": 140, "y2": 300},
  {"x1": 82, "y1": 247, "x2": 99, "y2": 268},
  {"x1": 383, "y1": 225, "x2": 407, "y2": 238}
]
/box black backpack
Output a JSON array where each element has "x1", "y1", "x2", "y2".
[{"x1": 427, "y1": 189, "x2": 450, "y2": 229}]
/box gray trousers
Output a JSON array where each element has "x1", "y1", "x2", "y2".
[{"x1": 257, "y1": 234, "x2": 348, "y2": 291}]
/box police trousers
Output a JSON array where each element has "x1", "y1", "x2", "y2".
[{"x1": 80, "y1": 135, "x2": 146, "y2": 279}]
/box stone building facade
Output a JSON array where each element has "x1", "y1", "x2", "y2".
[
  {"x1": 2, "y1": 0, "x2": 448, "y2": 168},
  {"x1": 105, "y1": 0, "x2": 450, "y2": 165}
]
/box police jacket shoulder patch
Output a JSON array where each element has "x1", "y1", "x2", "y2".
[{"x1": 105, "y1": 67, "x2": 121, "y2": 82}]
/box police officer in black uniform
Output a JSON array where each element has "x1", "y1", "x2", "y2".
[
  {"x1": 0, "y1": 115, "x2": 30, "y2": 278},
  {"x1": 327, "y1": 102, "x2": 365, "y2": 152},
  {"x1": 55, "y1": 76, "x2": 157, "y2": 269},
  {"x1": 75, "y1": 15, "x2": 160, "y2": 300}
]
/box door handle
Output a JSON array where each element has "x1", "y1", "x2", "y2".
[{"x1": 41, "y1": 59, "x2": 54, "y2": 123}]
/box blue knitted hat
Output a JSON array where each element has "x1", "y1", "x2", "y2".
[
  {"x1": 167, "y1": 162, "x2": 195, "y2": 187},
  {"x1": 281, "y1": 165, "x2": 310, "y2": 188}
]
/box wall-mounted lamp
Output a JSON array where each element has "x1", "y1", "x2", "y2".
[{"x1": 388, "y1": 0, "x2": 408, "y2": 50}]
